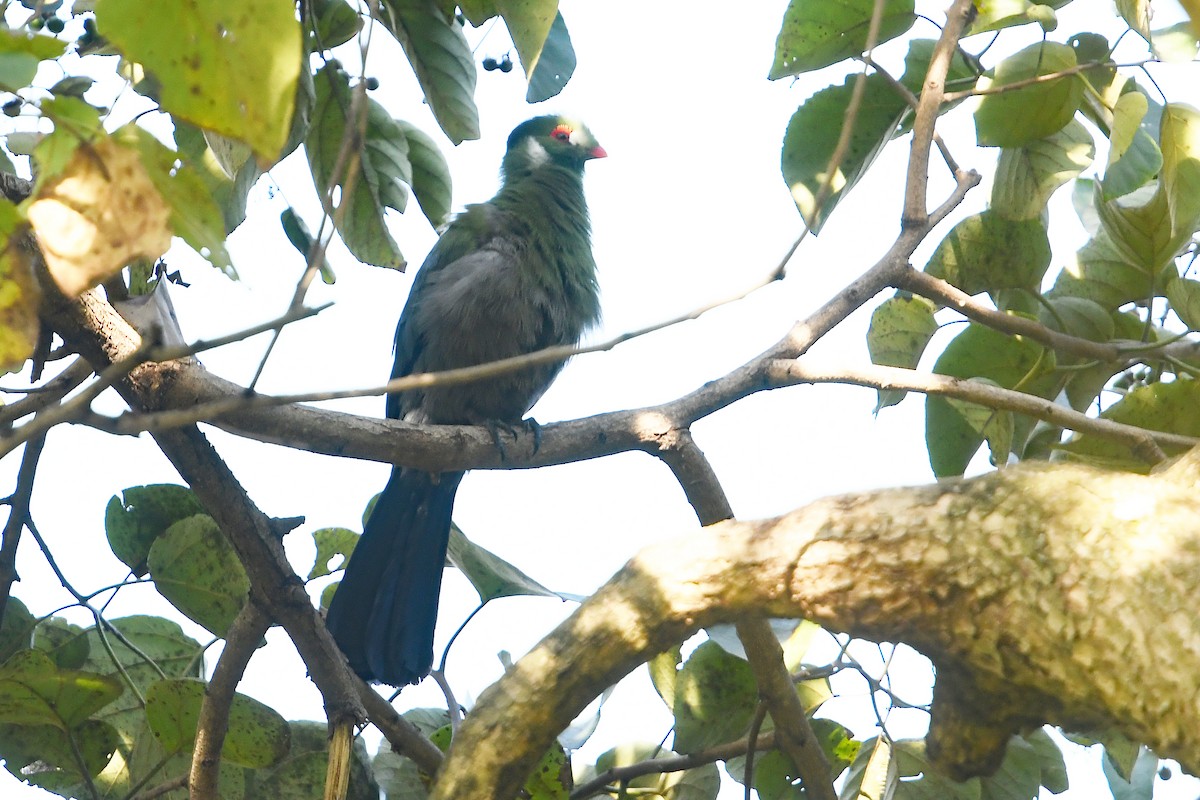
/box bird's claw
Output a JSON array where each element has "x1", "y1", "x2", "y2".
[{"x1": 485, "y1": 417, "x2": 542, "y2": 463}]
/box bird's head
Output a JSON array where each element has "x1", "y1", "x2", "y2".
[{"x1": 503, "y1": 116, "x2": 606, "y2": 179}]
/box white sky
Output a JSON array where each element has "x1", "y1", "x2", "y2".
[{"x1": 2, "y1": 1, "x2": 1199, "y2": 798}]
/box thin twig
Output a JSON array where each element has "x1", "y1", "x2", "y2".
[
  {"x1": 770, "y1": 357, "x2": 1184, "y2": 462},
  {"x1": 80, "y1": 276, "x2": 785, "y2": 437},
  {"x1": 943, "y1": 59, "x2": 1151, "y2": 102},
  {"x1": 569, "y1": 731, "x2": 780, "y2": 800}
]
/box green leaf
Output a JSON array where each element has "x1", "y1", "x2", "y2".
[
  {"x1": 496, "y1": 0, "x2": 558, "y2": 77},
  {"x1": 78, "y1": 616, "x2": 205, "y2": 758},
  {"x1": 147, "y1": 514, "x2": 251, "y2": 637},
  {"x1": 945, "y1": 379, "x2": 1015, "y2": 467},
  {"x1": 308, "y1": 527, "x2": 359, "y2": 580},
  {"x1": 0, "y1": 598, "x2": 35, "y2": 665},
  {"x1": 974, "y1": 42, "x2": 1083, "y2": 147},
  {"x1": 249, "y1": 720, "x2": 378, "y2": 799},
  {"x1": 992, "y1": 119, "x2": 1094, "y2": 220},
  {"x1": 0, "y1": 649, "x2": 123, "y2": 729},
  {"x1": 1022, "y1": 727, "x2": 1069, "y2": 794},
  {"x1": 727, "y1": 719, "x2": 857, "y2": 797},
  {"x1": 280, "y1": 206, "x2": 334, "y2": 283},
  {"x1": 896, "y1": 39, "x2": 979, "y2": 134},
  {"x1": 523, "y1": 740, "x2": 569, "y2": 800},
  {"x1": 1103, "y1": 745, "x2": 1156, "y2": 800},
  {"x1": 95, "y1": 0, "x2": 300, "y2": 163},
  {"x1": 446, "y1": 523, "x2": 561, "y2": 602},
  {"x1": 105, "y1": 484, "x2": 206, "y2": 578},
  {"x1": 1064, "y1": 726, "x2": 1139, "y2": 780},
  {"x1": 49, "y1": 76, "x2": 96, "y2": 100},
  {"x1": 782, "y1": 73, "x2": 907, "y2": 231},
  {"x1": 1096, "y1": 180, "x2": 1190, "y2": 276},
  {"x1": 377, "y1": 0, "x2": 479, "y2": 144},
  {"x1": 1061, "y1": 379, "x2": 1200, "y2": 471},
  {"x1": 1165, "y1": 277, "x2": 1200, "y2": 330},
  {"x1": 306, "y1": 64, "x2": 407, "y2": 269},
  {"x1": 1160, "y1": 103, "x2": 1200, "y2": 238},
  {"x1": 0, "y1": 29, "x2": 66, "y2": 92},
  {"x1": 889, "y1": 738, "x2": 981, "y2": 799},
  {"x1": 525, "y1": 11, "x2": 574, "y2": 103},
  {"x1": 0, "y1": 719, "x2": 120, "y2": 791},
  {"x1": 1115, "y1": 0, "x2": 1151, "y2": 42},
  {"x1": 925, "y1": 211, "x2": 1052, "y2": 295},
  {"x1": 395, "y1": 119, "x2": 452, "y2": 229},
  {"x1": 647, "y1": 645, "x2": 681, "y2": 712},
  {"x1": 588, "y1": 743, "x2": 721, "y2": 800},
  {"x1": 1037, "y1": 296, "x2": 1114, "y2": 341},
  {"x1": 867, "y1": 295, "x2": 939, "y2": 410},
  {"x1": 33, "y1": 618, "x2": 89, "y2": 670},
  {"x1": 145, "y1": 678, "x2": 290, "y2": 767},
  {"x1": 1049, "y1": 230, "x2": 1162, "y2": 309},
  {"x1": 769, "y1": 0, "x2": 915, "y2": 78},
  {"x1": 840, "y1": 735, "x2": 898, "y2": 800},
  {"x1": 1149, "y1": 22, "x2": 1199, "y2": 63},
  {"x1": 1099, "y1": 91, "x2": 1162, "y2": 202},
  {"x1": 119, "y1": 124, "x2": 234, "y2": 275},
  {"x1": 926, "y1": 323, "x2": 1057, "y2": 477},
  {"x1": 671, "y1": 641, "x2": 757, "y2": 754},
  {"x1": 967, "y1": 0, "x2": 1074, "y2": 35},
  {"x1": 458, "y1": 0, "x2": 499, "y2": 26},
  {"x1": 74, "y1": 617, "x2": 205, "y2": 797},
  {"x1": 308, "y1": 0, "x2": 363, "y2": 50}
]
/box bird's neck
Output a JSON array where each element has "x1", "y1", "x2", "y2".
[{"x1": 494, "y1": 162, "x2": 590, "y2": 239}]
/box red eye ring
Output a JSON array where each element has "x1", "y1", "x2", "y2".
[{"x1": 551, "y1": 124, "x2": 573, "y2": 142}]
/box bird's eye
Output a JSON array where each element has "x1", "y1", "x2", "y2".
[{"x1": 550, "y1": 125, "x2": 573, "y2": 142}]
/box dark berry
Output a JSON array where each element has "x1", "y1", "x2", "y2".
[
  {"x1": 365, "y1": 76, "x2": 379, "y2": 90},
  {"x1": 3, "y1": 99, "x2": 21, "y2": 117},
  {"x1": 498, "y1": 54, "x2": 513, "y2": 73},
  {"x1": 482, "y1": 56, "x2": 497, "y2": 71},
  {"x1": 45, "y1": 16, "x2": 64, "y2": 33}
]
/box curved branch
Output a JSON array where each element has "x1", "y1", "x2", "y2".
[
  {"x1": 430, "y1": 452, "x2": 1200, "y2": 798},
  {"x1": 190, "y1": 602, "x2": 271, "y2": 800}
]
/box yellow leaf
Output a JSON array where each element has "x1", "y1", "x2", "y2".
[
  {"x1": 0, "y1": 238, "x2": 42, "y2": 374},
  {"x1": 27, "y1": 138, "x2": 172, "y2": 297}
]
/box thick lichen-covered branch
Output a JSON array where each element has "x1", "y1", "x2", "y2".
[{"x1": 431, "y1": 452, "x2": 1200, "y2": 798}]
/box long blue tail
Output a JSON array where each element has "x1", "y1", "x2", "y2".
[{"x1": 325, "y1": 468, "x2": 464, "y2": 686}]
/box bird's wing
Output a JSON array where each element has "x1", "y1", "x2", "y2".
[{"x1": 386, "y1": 204, "x2": 506, "y2": 420}]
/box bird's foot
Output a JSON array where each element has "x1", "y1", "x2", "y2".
[{"x1": 485, "y1": 417, "x2": 542, "y2": 463}]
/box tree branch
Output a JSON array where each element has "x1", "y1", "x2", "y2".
[
  {"x1": 189, "y1": 602, "x2": 272, "y2": 800},
  {"x1": 735, "y1": 621, "x2": 836, "y2": 800},
  {"x1": 430, "y1": 451, "x2": 1200, "y2": 797},
  {"x1": 0, "y1": 433, "x2": 44, "y2": 623},
  {"x1": 903, "y1": 0, "x2": 975, "y2": 225},
  {"x1": 769, "y1": 358, "x2": 1193, "y2": 461}
]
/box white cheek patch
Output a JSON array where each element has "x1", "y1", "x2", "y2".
[{"x1": 524, "y1": 138, "x2": 550, "y2": 166}]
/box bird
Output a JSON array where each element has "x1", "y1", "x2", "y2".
[{"x1": 324, "y1": 115, "x2": 606, "y2": 686}]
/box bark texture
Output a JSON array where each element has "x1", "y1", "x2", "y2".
[{"x1": 431, "y1": 453, "x2": 1200, "y2": 798}]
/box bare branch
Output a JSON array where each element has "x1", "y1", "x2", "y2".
[
  {"x1": 770, "y1": 357, "x2": 1189, "y2": 461},
  {"x1": 570, "y1": 731, "x2": 781, "y2": 800},
  {"x1": 189, "y1": 602, "x2": 272, "y2": 800},
  {"x1": 903, "y1": 0, "x2": 975, "y2": 225},
  {"x1": 0, "y1": 434, "x2": 45, "y2": 622},
  {"x1": 736, "y1": 621, "x2": 836, "y2": 800}
]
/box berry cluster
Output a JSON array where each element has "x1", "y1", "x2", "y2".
[{"x1": 482, "y1": 54, "x2": 513, "y2": 73}]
